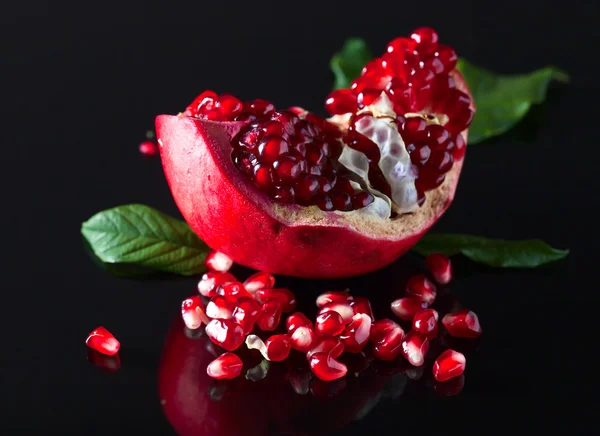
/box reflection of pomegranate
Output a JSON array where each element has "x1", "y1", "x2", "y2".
[{"x1": 156, "y1": 28, "x2": 475, "y2": 278}]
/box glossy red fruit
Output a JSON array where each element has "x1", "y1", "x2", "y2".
[
  {"x1": 232, "y1": 297, "x2": 261, "y2": 335},
  {"x1": 425, "y1": 253, "x2": 452, "y2": 284},
  {"x1": 433, "y1": 349, "x2": 466, "y2": 382},
  {"x1": 371, "y1": 319, "x2": 405, "y2": 361},
  {"x1": 205, "y1": 296, "x2": 235, "y2": 320},
  {"x1": 412, "y1": 309, "x2": 439, "y2": 339},
  {"x1": 243, "y1": 271, "x2": 275, "y2": 295},
  {"x1": 86, "y1": 326, "x2": 120, "y2": 356},
  {"x1": 205, "y1": 319, "x2": 245, "y2": 351},
  {"x1": 215, "y1": 281, "x2": 253, "y2": 303},
  {"x1": 290, "y1": 326, "x2": 316, "y2": 353},
  {"x1": 206, "y1": 352, "x2": 243, "y2": 379},
  {"x1": 390, "y1": 297, "x2": 428, "y2": 321},
  {"x1": 255, "y1": 288, "x2": 296, "y2": 313},
  {"x1": 325, "y1": 89, "x2": 357, "y2": 115},
  {"x1": 315, "y1": 311, "x2": 345, "y2": 337},
  {"x1": 256, "y1": 301, "x2": 282, "y2": 331},
  {"x1": 246, "y1": 334, "x2": 291, "y2": 362},
  {"x1": 181, "y1": 296, "x2": 209, "y2": 329},
  {"x1": 198, "y1": 271, "x2": 237, "y2": 297},
  {"x1": 205, "y1": 251, "x2": 233, "y2": 272},
  {"x1": 318, "y1": 301, "x2": 354, "y2": 324},
  {"x1": 405, "y1": 274, "x2": 437, "y2": 305},
  {"x1": 350, "y1": 297, "x2": 374, "y2": 321},
  {"x1": 340, "y1": 314, "x2": 372, "y2": 353},
  {"x1": 286, "y1": 312, "x2": 313, "y2": 334},
  {"x1": 442, "y1": 309, "x2": 482, "y2": 338},
  {"x1": 309, "y1": 352, "x2": 348, "y2": 381},
  {"x1": 316, "y1": 290, "x2": 353, "y2": 308},
  {"x1": 306, "y1": 337, "x2": 344, "y2": 360},
  {"x1": 139, "y1": 140, "x2": 158, "y2": 156},
  {"x1": 401, "y1": 331, "x2": 429, "y2": 367}
]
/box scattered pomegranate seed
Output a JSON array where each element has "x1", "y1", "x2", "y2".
[
  {"x1": 232, "y1": 297, "x2": 261, "y2": 335},
  {"x1": 205, "y1": 251, "x2": 233, "y2": 272},
  {"x1": 85, "y1": 326, "x2": 120, "y2": 356},
  {"x1": 309, "y1": 352, "x2": 348, "y2": 381},
  {"x1": 256, "y1": 301, "x2": 282, "y2": 331},
  {"x1": 405, "y1": 275, "x2": 437, "y2": 305},
  {"x1": 340, "y1": 313, "x2": 372, "y2": 353},
  {"x1": 243, "y1": 271, "x2": 275, "y2": 295},
  {"x1": 315, "y1": 311, "x2": 345, "y2": 337},
  {"x1": 255, "y1": 288, "x2": 296, "y2": 313},
  {"x1": 139, "y1": 140, "x2": 158, "y2": 156},
  {"x1": 307, "y1": 337, "x2": 344, "y2": 360},
  {"x1": 401, "y1": 331, "x2": 429, "y2": 366},
  {"x1": 318, "y1": 301, "x2": 354, "y2": 324},
  {"x1": 290, "y1": 326, "x2": 316, "y2": 353},
  {"x1": 410, "y1": 27, "x2": 439, "y2": 54},
  {"x1": 412, "y1": 309, "x2": 439, "y2": 339},
  {"x1": 198, "y1": 271, "x2": 237, "y2": 297},
  {"x1": 205, "y1": 295, "x2": 235, "y2": 320},
  {"x1": 205, "y1": 319, "x2": 245, "y2": 351},
  {"x1": 425, "y1": 253, "x2": 452, "y2": 284},
  {"x1": 371, "y1": 319, "x2": 405, "y2": 361},
  {"x1": 286, "y1": 312, "x2": 313, "y2": 334},
  {"x1": 246, "y1": 334, "x2": 292, "y2": 362},
  {"x1": 442, "y1": 309, "x2": 482, "y2": 338},
  {"x1": 350, "y1": 297, "x2": 374, "y2": 321},
  {"x1": 391, "y1": 297, "x2": 429, "y2": 321},
  {"x1": 181, "y1": 296, "x2": 209, "y2": 329},
  {"x1": 433, "y1": 349, "x2": 466, "y2": 382},
  {"x1": 316, "y1": 290, "x2": 353, "y2": 308},
  {"x1": 206, "y1": 352, "x2": 243, "y2": 380},
  {"x1": 215, "y1": 281, "x2": 253, "y2": 303}
]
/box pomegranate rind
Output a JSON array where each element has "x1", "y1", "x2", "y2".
[{"x1": 156, "y1": 72, "x2": 472, "y2": 278}]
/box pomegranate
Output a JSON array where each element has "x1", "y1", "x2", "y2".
[
  {"x1": 156, "y1": 28, "x2": 474, "y2": 278},
  {"x1": 85, "y1": 326, "x2": 120, "y2": 356},
  {"x1": 206, "y1": 352, "x2": 243, "y2": 380}
]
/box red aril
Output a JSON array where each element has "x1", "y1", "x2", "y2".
[
  {"x1": 198, "y1": 271, "x2": 237, "y2": 297},
  {"x1": 206, "y1": 352, "x2": 243, "y2": 380},
  {"x1": 246, "y1": 334, "x2": 291, "y2": 362},
  {"x1": 232, "y1": 297, "x2": 261, "y2": 335},
  {"x1": 316, "y1": 290, "x2": 353, "y2": 308},
  {"x1": 412, "y1": 309, "x2": 439, "y2": 339},
  {"x1": 425, "y1": 253, "x2": 452, "y2": 284},
  {"x1": 318, "y1": 301, "x2": 354, "y2": 324},
  {"x1": 205, "y1": 319, "x2": 245, "y2": 351},
  {"x1": 401, "y1": 331, "x2": 429, "y2": 366},
  {"x1": 307, "y1": 337, "x2": 344, "y2": 360},
  {"x1": 370, "y1": 319, "x2": 401, "y2": 343},
  {"x1": 315, "y1": 311, "x2": 345, "y2": 337},
  {"x1": 255, "y1": 288, "x2": 296, "y2": 313},
  {"x1": 340, "y1": 313, "x2": 372, "y2": 353},
  {"x1": 86, "y1": 326, "x2": 120, "y2": 356},
  {"x1": 256, "y1": 301, "x2": 282, "y2": 331},
  {"x1": 139, "y1": 140, "x2": 158, "y2": 156},
  {"x1": 350, "y1": 297, "x2": 374, "y2": 321},
  {"x1": 205, "y1": 296, "x2": 235, "y2": 320},
  {"x1": 243, "y1": 271, "x2": 275, "y2": 295},
  {"x1": 442, "y1": 309, "x2": 482, "y2": 338},
  {"x1": 290, "y1": 326, "x2": 316, "y2": 353},
  {"x1": 371, "y1": 320, "x2": 405, "y2": 361},
  {"x1": 181, "y1": 296, "x2": 209, "y2": 329},
  {"x1": 405, "y1": 274, "x2": 437, "y2": 304},
  {"x1": 433, "y1": 349, "x2": 466, "y2": 382},
  {"x1": 391, "y1": 297, "x2": 428, "y2": 321},
  {"x1": 205, "y1": 251, "x2": 233, "y2": 272},
  {"x1": 309, "y1": 352, "x2": 348, "y2": 381},
  {"x1": 286, "y1": 312, "x2": 313, "y2": 334},
  {"x1": 216, "y1": 281, "x2": 253, "y2": 303}
]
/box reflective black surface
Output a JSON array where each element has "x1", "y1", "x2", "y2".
[{"x1": 3, "y1": 1, "x2": 599, "y2": 434}]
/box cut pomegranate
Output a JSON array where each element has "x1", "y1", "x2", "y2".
[
  {"x1": 401, "y1": 331, "x2": 429, "y2": 366},
  {"x1": 255, "y1": 288, "x2": 296, "y2": 313},
  {"x1": 372, "y1": 320, "x2": 405, "y2": 361},
  {"x1": 316, "y1": 290, "x2": 353, "y2": 308},
  {"x1": 442, "y1": 309, "x2": 482, "y2": 338},
  {"x1": 290, "y1": 326, "x2": 316, "y2": 353},
  {"x1": 340, "y1": 313, "x2": 372, "y2": 353},
  {"x1": 391, "y1": 297, "x2": 428, "y2": 321},
  {"x1": 286, "y1": 312, "x2": 313, "y2": 334},
  {"x1": 205, "y1": 251, "x2": 233, "y2": 272},
  {"x1": 215, "y1": 281, "x2": 253, "y2": 303},
  {"x1": 232, "y1": 297, "x2": 261, "y2": 335},
  {"x1": 412, "y1": 309, "x2": 439, "y2": 339},
  {"x1": 317, "y1": 301, "x2": 355, "y2": 324},
  {"x1": 309, "y1": 352, "x2": 348, "y2": 381},
  {"x1": 205, "y1": 296, "x2": 235, "y2": 320},
  {"x1": 256, "y1": 301, "x2": 282, "y2": 331},
  {"x1": 206, "y1": 352, "x2": 243, "y2": 380},
  {"x1": 243, "y1": 271, "x2": 275, "y2": 295},
  {"x1": 139, "y1": 140, "x2": 158, "y2": 156},
  {"x1": 350, "y1": 297, "x2": 374, "y2": 321},
  {"x1": 86, "y1": 327, "x2": 120, "y2": 356},
  {"x1": 181, "y1": 296, "x2": 209, "y2": 329},
  {"x1": 198, "y1": 271, "x2": 237, "y2": 298},
  {"x1": 246, "y1": 334, "x2": 291, "y2": 362},
  {"x1": 157, "y1": 28, "x2": 474, "y2": 278},
  {"x1": 315, "y1": 311, "x2": 345, "y2": 337},
  {"x1": 425, "y1": 253, "x2": 452, "y2": 284},
  {"x1": 433, "y1": 349, "x2": 466, "y2": 382},
  {"x1": 205, "y1": 319, "x2": 245, "y2": 351},
  {"x1": 405, "y1": 274, "x2": 437, "y2": 305},
  {"x1": 306, "y1": 337, "x2": 344, "y2": 360}
]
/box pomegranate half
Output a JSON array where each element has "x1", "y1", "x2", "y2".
[{"x1": 156, "y1": 28, "x2": 474, "y2": 278}]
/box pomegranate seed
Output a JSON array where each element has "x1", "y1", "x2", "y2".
[
  {"x1": 256, "y1": 301, "x2": 282, "y2": 331},
  {"x1": 434, "y1": 44, "x2": 458, "y2": 72},
  {"x1": 205, "y1": 319, "x2": 245, "y2": 351},
  {"x1": 139, "y1": 140, "x2": 158, "y2": 156},
  {"x1": 391, "y1": 297, "x2": 428, "y2": 321},
  {"x1": 232, "y1": 297, "x2": 261, "y2": 335},
  {"x1": 181, "y1": 296, "x2": 209, "y2": 329},
  {"x1": 371, "y1": 319, "x2": 405, "y2": 361},
  {"x1": 205, "y1": 251, "x2": 233, "y2": 273},
  {"x1": 425, "y1": 253, "x2": 452, "y2": 284},
  {"x1": 205, "y1": 296, "x2": 235, "y2": 320},
  {"x1": 248, "y1": 99, "x2": 275, "y2": 116},
  {"x1": 286, "y1": 312, "x2": 313, "y2": 334},
  {"x1": 325, "y1": 89, "x2": 357, "y2": 115},
  {"x1": 215, "y1": 281, "x2": 253, "y2": 303},
  {"x1": 442, "y1": 310, "x2": 482, "y2": 338},
  {"x1": 340, "y1": 313, "x2": 372, "y2": 353},
  {"x1": 452, "y1": 133, "x2": 466, "y2": 159},
  {"x1": 318, "y1": 301, "x2": 354, "y2": 324},
  {"x1": 216, "y1": 94, "x2": 243, "y2": 117},
  {"x1": 206, "y1": 352, "x2": 243, "y2": 380},
  {"x1": 307, "y1": 337, "x2": 344, "y2": 360},
  {"x1": 370, "y1": 319, "x2": 401, "y2": 343},
  {"x1": 402, "y1": 117, "x2": 428, "y2": 141},
  {"x1": 294, "y1": 174, "x2": 320, "y2": 203},
  {"x1": 198, "y1": 271, "x2": 237, "y2": 298},
  {"x1": 386, "y1": 37, "x2": 416, "y2": 54},
  {"x1": 186, "y1": 90, "x2": 217, "y2": 116},
  {"x1": 433, "y1": 349, "x2": 466, "y2": 382},
  {"x1": 350, "y1": 297, "x2": 374, "y2": 321},
  {"x1": 290, "y1": 326, "x2": 316, "y2": 353},
  {"x1": 255, "y1": 288, "x2": 296, "y2": 313},
  {"x1": 85, "y1": 326, "x2": 120, "y2": 356},
  {"x1": 405, "y1": 275, "x2": 437, "y2": 305},
  {"x1": 401, "y1": 331, "x2": 429, "y2": 366},
  {"x1": 316, "y1": 290, "x2": 353, "y2": 308},
  {"x1": 357, "y1": 88, "x2": 382, "y2": 109},
  {"x1": 410, "y1": 27, "x2": 439, "y2": 54},
  {"x1": 315, "y1": 311, "x2": 345, "y2": 337},
  {"x1": 309, "y1": 352, "x2": 348, "y2": 381},
  {"x1": 351, "y1": 191, "x2": 374, "y2": 209},
  {"x1": 246, "y1": 334, "x2": 291, "y2": 362},
  {"x1": 243, "y1": 271, "x2": 275, "y2": 294},
  {"x1": 412, "y1": 309, "x2": 439, "y2": 339}
]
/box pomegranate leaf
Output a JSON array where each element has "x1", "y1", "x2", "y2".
[
  {"x1": 81, "y1": 204, "x2": 209, "y2": 276},
  {"x1": 456, "y1": 59, "x2": 569, "y2": 144},
  {"x1": 331, "y1": 38, "x2": 373, "y2": 90},
  {"x1": 414, "y1": 234, "x2": 568, "y2": 268}
]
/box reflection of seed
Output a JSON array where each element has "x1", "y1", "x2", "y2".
[{"x1": 245, "y1": 359, "x2": 270, "y2": 382}]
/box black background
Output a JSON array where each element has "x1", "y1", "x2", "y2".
[{"x1": 2, "y1": 1, "x2": 599, "y2": 434}]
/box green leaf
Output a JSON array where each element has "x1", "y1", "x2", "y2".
[
  {"x1": 330, "y1": 38, "x2": 374, "y2": 90},
  {"x1": 81, "y1": 204, "x2": 209, "y2": 276},
  {"x1": 413, "y1": 234, "x2": 568, "y2": 268},
  {"x1": 456, "y1": 59, "x2": 569, "y2": 144}
]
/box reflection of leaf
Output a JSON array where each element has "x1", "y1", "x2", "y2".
[{"x1": 330, "y1": 38, "x2": 373, "y2": 90}]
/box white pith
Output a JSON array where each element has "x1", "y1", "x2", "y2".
[{"x1": 245, "y1": 334, "x2": 270, "y2": 360}]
